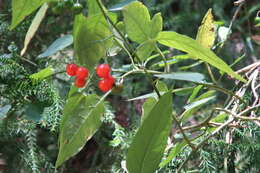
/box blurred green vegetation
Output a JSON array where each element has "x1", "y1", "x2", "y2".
[{"x1": 0, "y1": 0, "x2": 259, "y2": 172}]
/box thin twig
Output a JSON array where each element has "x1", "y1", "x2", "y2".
[{"x1": 172, "y1": 114, "x2": 195, "y2": 150}]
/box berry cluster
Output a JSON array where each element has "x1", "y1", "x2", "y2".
[
  {"x1": 66, "y1": 64, "x2": 88, "y2": 88},
  {"x1": 96, "y1": 64, "x2": 115, "y2": 92}
]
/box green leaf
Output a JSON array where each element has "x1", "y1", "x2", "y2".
[
  {"x1": 74, "y1": 14, "x2": 116, "y2": 71},
  {"x1": 211, "y1": 113, "x2": 228, "y2": 123},
  {"x1": 157, "y1": 31, "x2": 246, "y2": 83},
  {"x1": 56, "y1": 93, "x2": 105, "y2": 167},
  {"x1": 38, "y1": 35, "x2": 73, "y2": 58},
  {"x1": 184, "y1": 96, "x2": 215, "y2": 110},
  {"x1": 109, "y1": 0, "x2": 137, "y2": 11},
  {"x1": 136, "y1": 41, "x2": 156, "y2": 61},
  {"x1": 181, "y1": 94, "x2": 216, "y2": 121},
  {"x1": 25, "y1": 103, "x2": 45, "y2": 122},
  {"x1": 193, "y1": 90, "x2": 216, "y2": 102},
  {"x1": 196, "y1": 9, "x2": 215, "y2": 49},
  {"x1": 155, "y1": 80, "x2": 168, "y2": 92},
  {"x1": 123, "y1": 2, "x2": 162, "y2": 44},
  {"x1": 126, "y1": 92, "x2": 173, "y2": 173},
  {"x1": 155, "y1": 72, "x2": 205, "y2": 83},
  {"x1": 188, "y1": 85, "x2": 203, "y2": 103},
  {"x1": 0, "y1": 105, "x2": 11, "y2": 119},
  {"x1": 10, "y1": 0, "x2": 50, "y2": 30},
  {"x1": 30, "y1": 66, "x2": 54, "y2": 80},
  {"x1": 141, "y1": 97, "x2": 157, "y2": 123},
  {"x1": 159, "y1": 141, "x2": 187, "y2": 168},
  {"x1": 123, "y1": 1, "x2": 151, "y2": 43},
  {"x1": 21, "y1": 3, "x2": 48, "y2": 56},
  {"x1": 150, "y1": 13, "x2": 163, "y2": 39},
  {"x1": 152, "y1": 54, "x2": 190, "y2": 68},
  {"x1": 87, "y1": 0, "x2": 103, "y2": 16},
  {"x1": 128, "y1": 87, "x2": 194, "y2": 101}
]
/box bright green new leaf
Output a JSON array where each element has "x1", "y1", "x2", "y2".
[
  {"x1": 123, "y1": 2, "x2": 162, "y2": 43},
  {"x1": 38, "y1": 35, "x2": 73, "y2": 58},
  {"x1": 11, "y1": 0, "x2": 50, "y2": 29},
  {"x1": 56, "y1": 93, "x2": 105, "y2": 167},
  {"x1": 126, "y1": 92, "x2": 173, "y2": 173},
  {"x1": 155, "y1": 72, "x2": 205, "y2": 83},
  {"x1": 159, "y1": 141, "x2": 187, "y2": 168},
  {"x1": 21, "y1": 3, "x2": 48, "y2": 56},
  {"x1": 157, "y1": 31, "x2": 246, "y2": 82},
  {"x1": 30, "y1": 66, "x2": 54, "y2": 80},
  {"x1": 196, "y1": 9, "x2": 215, "y2": 49},
  {"x1": 74, "y1": 14, "x2": 116, "y2": 71}
]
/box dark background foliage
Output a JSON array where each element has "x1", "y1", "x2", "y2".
[{"x1": 0, "y1": 0, "x2": 259, "y2": 172}]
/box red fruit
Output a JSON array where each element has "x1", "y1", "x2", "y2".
[
  {"x1": 66, "y1": 64, "x2": 78, "y2": 76},
  {"x1": 106, "y1": 75, "x2": 115, "y2": 86},
  {"x1": 96, "y1": 64, "x2": 111, "y2": 78},
  {"x1": 76, "y1": 67, "x2": 89, "y2": 79},
  {"x1": 98, "y1": 76, "x2": 115, "y2": 92},
  {"x1": 75, "y1": 77, "x2": 86, "y2": 88}
]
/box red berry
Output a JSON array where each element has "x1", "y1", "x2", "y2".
[
  {"x1": 76, "y1": 67, "x2": 89, "y2": 79},
  {"x1": 96, "y1": 64, "x2": 111, "y2": 78},
  {"x1": 98, "y1": 77, "x2": 115, "y2": 92},
  {"x1": 66, "y1": 64, "x2": 78, "y2": 76},
  {"x1": 106, "y1": 75, "x2": 115, "y2": 86},
  {"x1": 75, "y1": 77, "x2": 86, "y2": 88}
]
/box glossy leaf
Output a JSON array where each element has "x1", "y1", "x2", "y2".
[
  {"x1": 196, "y1": 9, "x2": 215, "y2": 49},
  {"x1": 157, "y1": 31, "x2": 246, "y2": 82},
  {"x1": 56, "y1": 93, "x2": 105, "y2": 167},
  {"x1": 21, "y1": 3, "x2": 48, "y2": 56},
  {"x1": 30, "y1": 66, "x2": 54, "y2": 80},
  {"x1": 74, "y1": 14, "x2": 116, "y2": 71},
  {"x1": 126, "y1": 92, "x2": 172, "y2": 173},
  {"x1": 11, "y1": 0, "x2": 50, "y2": 29},
  {"x1": 155, "y1": 72, "x2": 205, "y2": 83},
  {"x1": 38, "y1": 35, "x2": 73, "y2": 58}
]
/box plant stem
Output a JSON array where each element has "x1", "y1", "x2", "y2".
[
  {"x1": 96, "y1": 0, "x2": 161, "y2": 98},
  {"x1": 172, "y1": 114, "x2": 195, "y2": 150}
]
